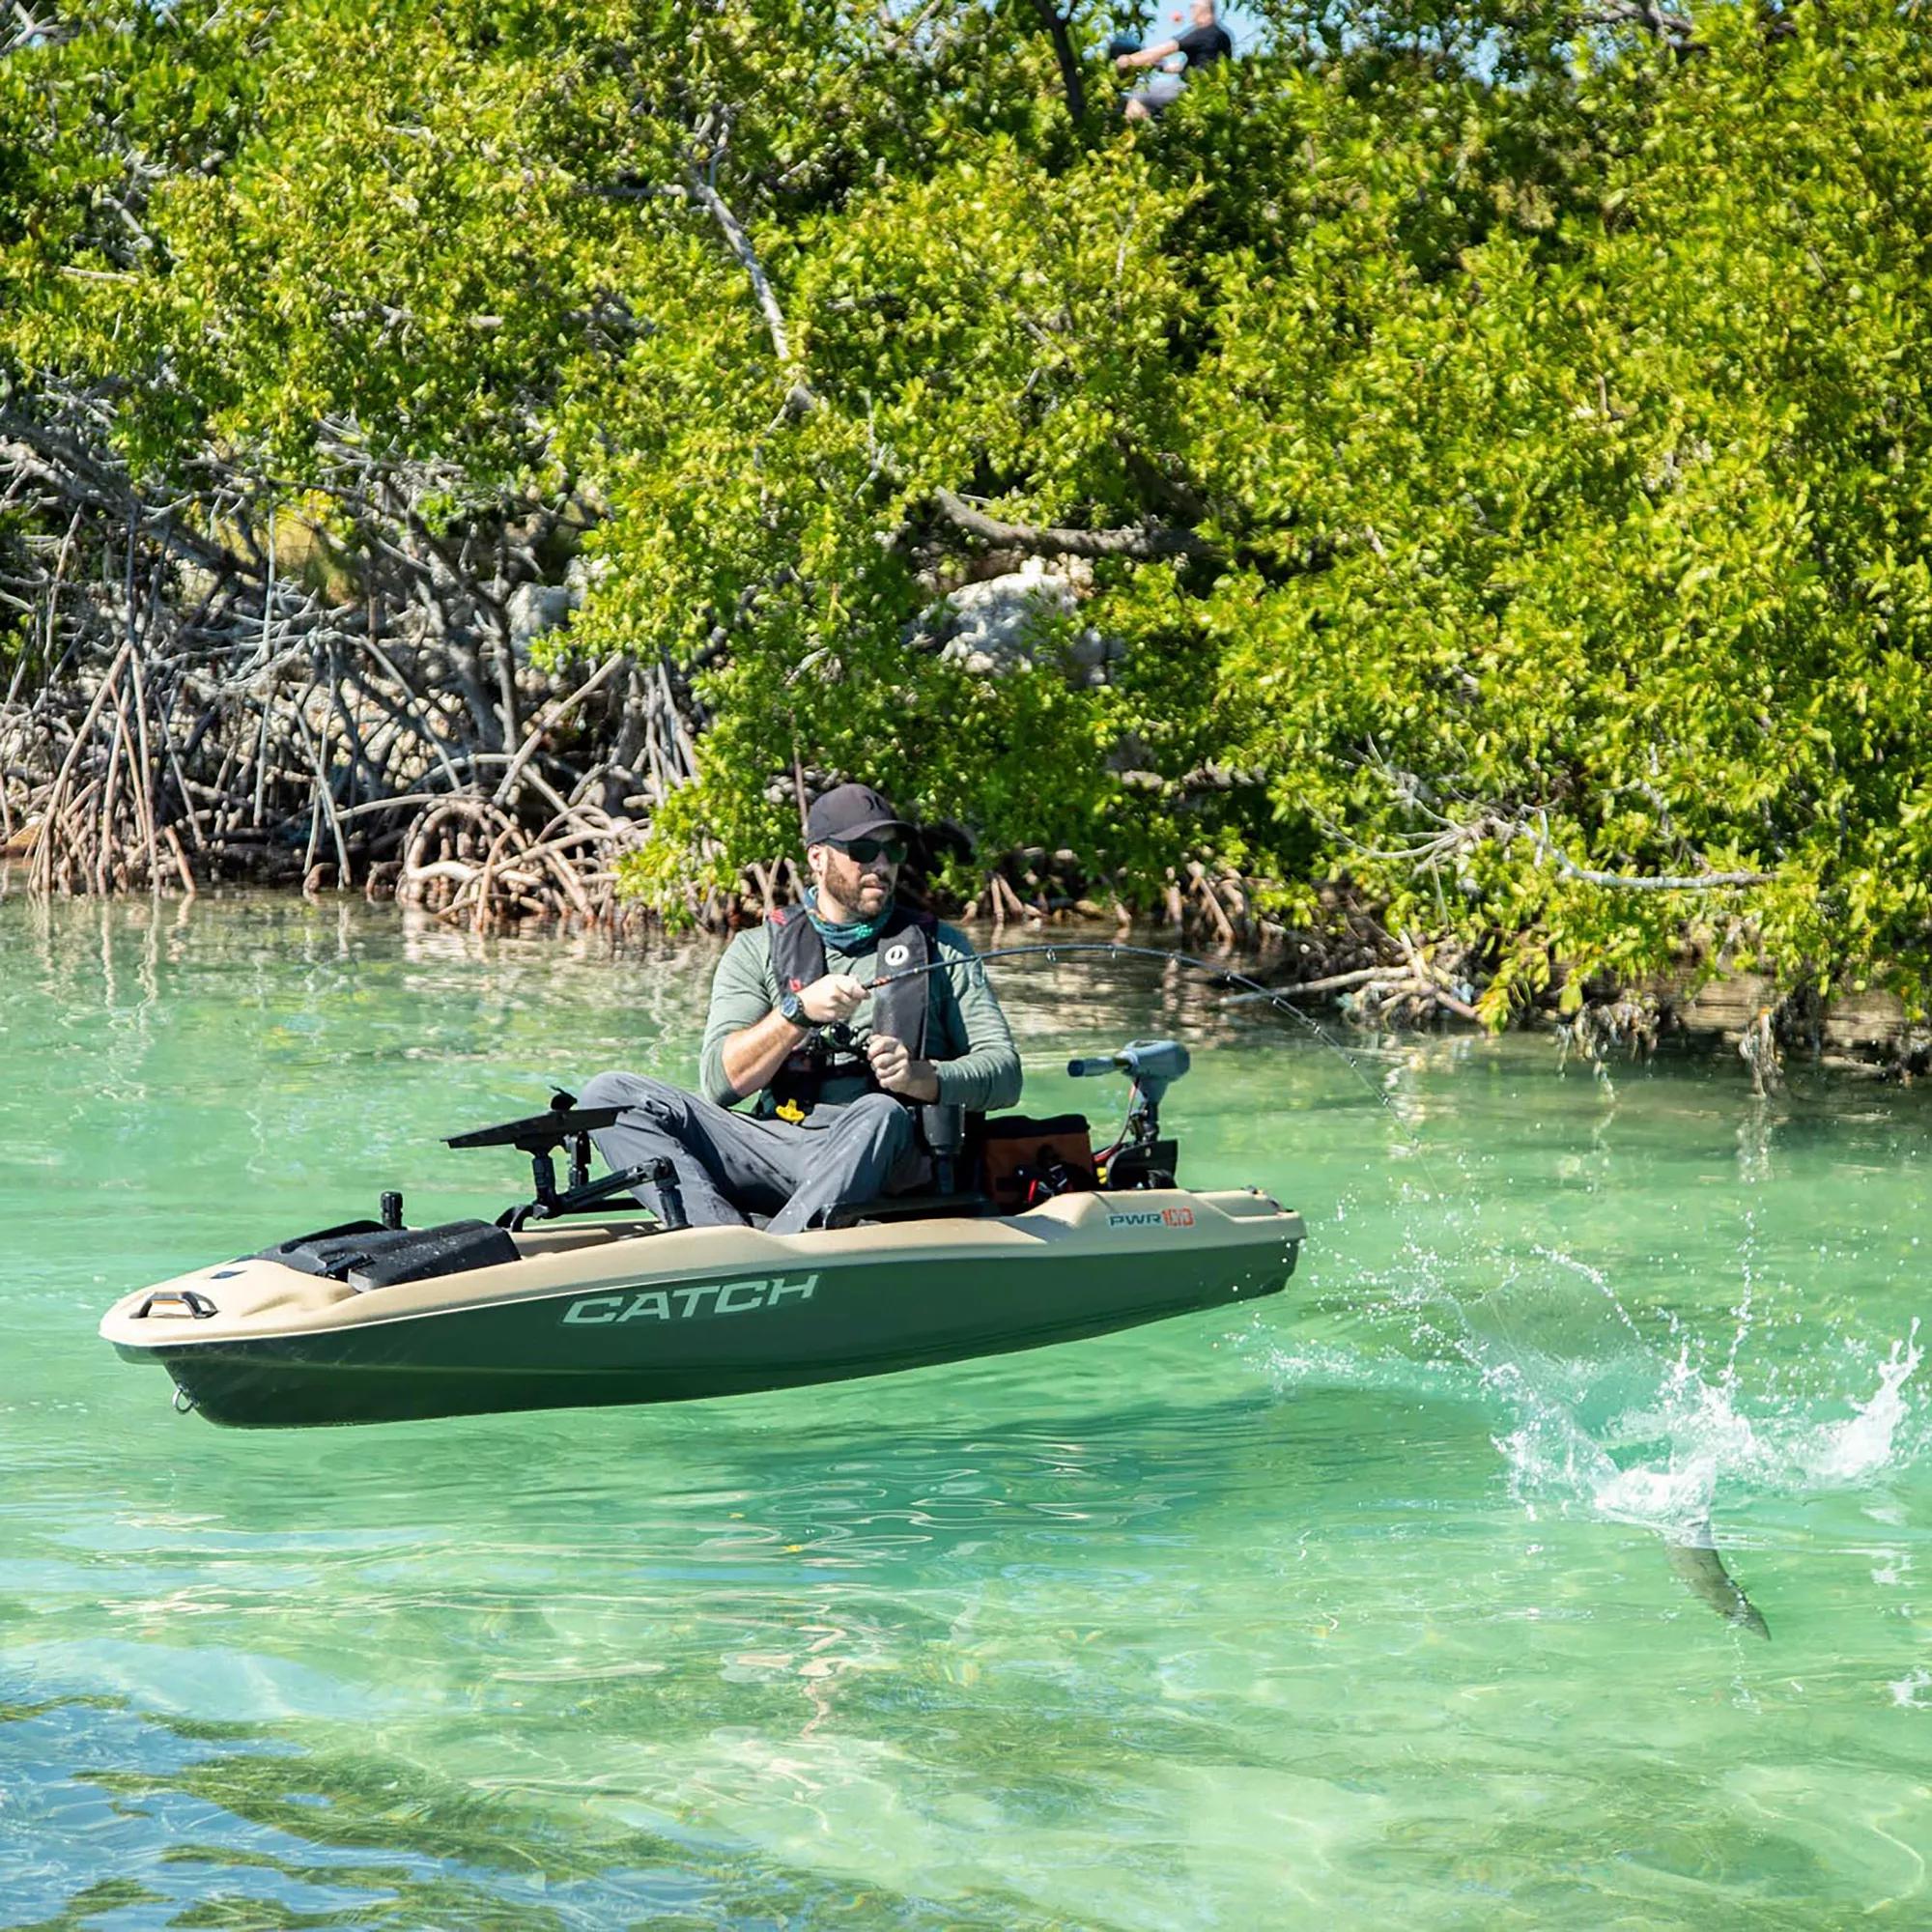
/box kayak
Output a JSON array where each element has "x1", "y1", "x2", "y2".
[
  {"x1": 99, "y1": 1187, "x2": 1303, "y2": 1428},
  {"x1": 98, "y1": 1040, "x2": 1305, "y2": 1429}
]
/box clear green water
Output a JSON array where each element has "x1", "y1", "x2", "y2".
[{"x1": 2, "y1": 896, "x2": 1927, "y2": 1931}]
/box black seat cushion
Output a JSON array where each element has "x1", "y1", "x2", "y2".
[{"x1": 258, "y1": 1219, "x2": 519, "y2": 1290}]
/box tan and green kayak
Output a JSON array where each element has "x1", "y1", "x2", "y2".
[{"x1": 100, "y1": 1184, "x2": 1304, "y2": 1428}]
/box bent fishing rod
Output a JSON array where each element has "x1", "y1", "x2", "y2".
[
  {"x1": 859, "y1": 939, "x2": 1427, "y2": 1146},
  {"x1": 866, "y1": 939, "x2": 1317, "y2": 1025},
  {"x1": 864, "y1": 937, "x2": 1468, "y2": 1205}
]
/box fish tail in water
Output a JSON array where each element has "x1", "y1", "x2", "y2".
[{"x1": 1665, "y1": 1525, "x2": 1771, "y2": 1638}]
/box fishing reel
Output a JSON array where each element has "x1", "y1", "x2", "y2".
[{"x1": 1068, "y1": 1038, "x2": 1189, "y2": 1187}]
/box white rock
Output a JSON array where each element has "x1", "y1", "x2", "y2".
[
  {"x1": 928, "y1": 557, "x2": 1122, "y2": 683},
  {"x1": 506, "y1": 582, "x2": 574, "y2": 656}
]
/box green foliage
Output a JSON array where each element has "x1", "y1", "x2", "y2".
[{"x1": 8, "y1": 0, "x2": 1932, "y2": 1008}]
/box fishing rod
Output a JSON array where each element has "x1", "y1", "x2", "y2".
[
  {"x1": 867, "y1": 940, "x2": 1317, "y2": 1026},
  {"x1": 868, "y1": 938, "x2": 1476, "y2": 1362},
  {"x1": 862, "y1": 939, "x2": 1442, "y2": 1162}
]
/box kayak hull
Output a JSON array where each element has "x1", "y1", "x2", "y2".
[{"x1": 101, "y1": 1188, "x2": 1305, "y2": 1428}]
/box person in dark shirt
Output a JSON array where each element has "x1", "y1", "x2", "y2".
[{"x1": 1116, "y1": 0, "x2": 1233, "y2": 121}]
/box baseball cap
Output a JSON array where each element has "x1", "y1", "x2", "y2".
[{"x1": 805, "y1": 783, "x2": 913, "y2": 845}]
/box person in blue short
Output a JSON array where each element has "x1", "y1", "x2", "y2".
[
  {"x1": 580, "y1": 783, "x2": 1021, "y2": 1236},
  {"x1": 1116, "y1": 0, "x2": 1233, "y2": 121}
]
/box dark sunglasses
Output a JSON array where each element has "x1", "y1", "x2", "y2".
[{"x1": 833, "y1": 837, "x2": 907, "y2": 866}]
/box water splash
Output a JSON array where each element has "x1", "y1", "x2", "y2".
[
  {"x1": 1244, "y1": 1229, "x2": 1924, "y2": 1547},
  {"x1": 1581, "y1": 1321, "x2": 1923, "y2": 1529},
  {"x1": 1889, "y1": 1666, "x2": 1932, "y2": 1710}
]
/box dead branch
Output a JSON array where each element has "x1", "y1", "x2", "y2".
[
  {"x1": 1, "y1": 374, "x2": 693, "y2": 920},
  {"x1": 684, "y1": 166, "x2": 818, "y2": 415},
  {"x1": 933, "y1": 487, "x2": 1215, "y2": 562}
]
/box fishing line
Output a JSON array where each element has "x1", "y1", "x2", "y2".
[
  {"x1": 869, "y1": 939, "x2": 1819, "y2": 1634},
  {"x1": 862, "y1": 937, "x2": 1785, "y2": 1629}
]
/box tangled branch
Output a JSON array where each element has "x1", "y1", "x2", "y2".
[
  {"x1": 0, "y1": 380, "x2": 704, "y2": 920},
  {"x1": 932, "y1": 487, "x2": 1216, "y2": 563},
  {"x1": 1348, "y1": 779, "x2": 1776, "y2": 893}
]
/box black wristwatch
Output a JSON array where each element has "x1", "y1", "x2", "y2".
[{"x1": 777, "y1": 989, "x2": 810, "y2": 1030}]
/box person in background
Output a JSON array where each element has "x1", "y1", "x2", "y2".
[
  {"x1": 1116, "y1": 0, "x2": 1233, "y2": 121},
  {"x1": 580, "y1": 784, "x2": 1021, "y2": 1236}
]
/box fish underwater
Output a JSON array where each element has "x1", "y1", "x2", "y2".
[{"x1": 1665, "y1": 1521, "x2": 1771, "y2": 1637}]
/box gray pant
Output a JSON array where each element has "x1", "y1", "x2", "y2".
[{"x1": 577, "y1": 1071, "x2": 923, "y2": 1236}]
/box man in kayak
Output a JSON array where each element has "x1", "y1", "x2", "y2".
[
  {"x1": 1116, "y1": 0, "x2": 1233, "y2": 121},
  {"x1": 581, "y1": 783, "x2": 1022, "y2": 1235}
]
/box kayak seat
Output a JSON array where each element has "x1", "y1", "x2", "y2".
[
  {"x1": 823, "y1": 1108, "x2": 1094, "y2": 1229},
  {"x1": 259, "y1": 1219, "x2": 521, "y2": 1291}
]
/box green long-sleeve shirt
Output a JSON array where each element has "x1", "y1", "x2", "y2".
[{"x1": 698, "y1": 919, "x2": 1023, "y2": 1119}]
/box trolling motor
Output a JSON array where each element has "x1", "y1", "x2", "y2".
[
  {"x1": 1069, "y1": 1038, "x2": 1190, "y2": 1188},
  {"x1": 445, "y1": 1090, "x2": 689, "y2": 1232}
]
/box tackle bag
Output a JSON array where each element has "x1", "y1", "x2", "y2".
[{"x1": 975, "y1": 1113, "x2": 1098, "y2": 1211}]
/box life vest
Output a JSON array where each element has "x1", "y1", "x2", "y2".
[{"x1": 766, "y1": 903, "x2": 934, "y2": 1120}]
